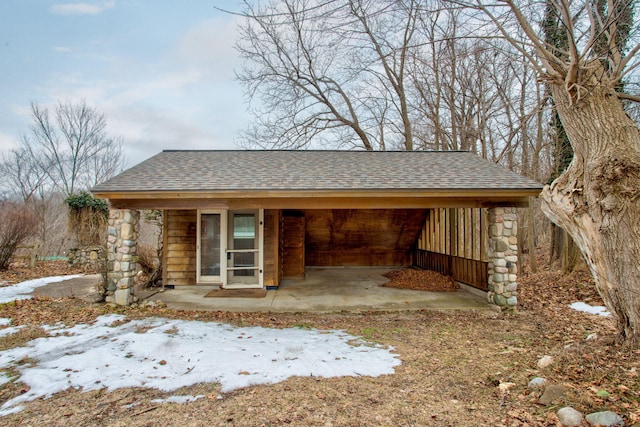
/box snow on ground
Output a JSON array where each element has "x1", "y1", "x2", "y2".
[
  {"x1": 0, "y1": 275, "x2": 82, "y2": 303},
  {"x1": 0, "y1": 325, "x2": 25, "y2": 338},
  {"x1": 570, "y1": 302, "x2": 610, "y2": 317},
  {"x1": 151, "y1": 395, "x2": 205, "y2": 405},
  {"x1": 0, "y1": 314, "x2": 400, "y2": 415}
]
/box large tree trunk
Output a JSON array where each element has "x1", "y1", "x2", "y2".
[{"x1": 540, "y1": 80, "x2": 640, "y2": 343}]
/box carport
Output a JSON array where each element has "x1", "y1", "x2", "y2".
[{"x1": 91, "y1": 150, "x2": 542, "y2": 309}]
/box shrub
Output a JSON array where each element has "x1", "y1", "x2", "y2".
[
  {"x1": 65, "y1": 192, "x2": 108, "y2": 246},
  {"x1": 0, "y1": 202, "x2": 38, "y2": 271},
  {"x1": 136, "y1": 243, "x2": 162, "y2": 288}
]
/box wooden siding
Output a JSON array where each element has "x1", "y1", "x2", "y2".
[
  {"x1": 282, "y1": 212, "x2": 305, "y2": 278},
  {"x1": 263, "y1": 209, "x2": 279, "y2": 287},
  {"x1": 415, "y1": 208, "x2": 489, "y2": 291},
  {"x1": 418, "y1": 208, "x2": 488, "y2": 261},
  {"x1": 304, "y1": 209, "x2": 427, "y2": 266},
  {"x1": 163, "y1": 210, "x2": 197, "y2": 286},
  {"x1": 415, "y1": 249, "x2": 489, "y2": 291}
]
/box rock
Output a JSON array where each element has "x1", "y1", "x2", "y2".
[
  {"x1": 498, "y1": 382, "x2": 516, "y2": 395},
  {"x1": 79, "y1": 292, "x2": 104, "y2": 304},
  {"x1": 528, "y1": 377, "x2": 547, "y2": 389},
  {"x1": 539, "y1": 384, "x2": 568, "y2": 405},
  {"x1": 537, "y1": 355, "x2": 554, "y2": 368},
  {"x1": 585, "y1": 411, "x2": 625, "y2": 426},
  {"x1": 557, "y1": 407, "x2": 583, "y2": 426}
]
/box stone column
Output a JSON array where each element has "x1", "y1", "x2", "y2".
[
  {"x1": 106, "y1": 209, "x2": 140, "y2": 306},
  {"x1": 487, "y1": 207, "x2": 518, "y2": 310}
]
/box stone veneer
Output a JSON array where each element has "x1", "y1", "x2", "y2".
[
  {"x1": 68, "y1": 246, "x2": 105, "y2": 272},
  {"x1": 106, "y1": 209, "x2": 139, "y2": 306},
  {"x1": 487, "y1": 207, "x2": 518, "y2": 310}
]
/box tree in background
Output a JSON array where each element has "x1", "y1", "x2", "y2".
[
  {"x1": 0, "y1": 100, "x2": 124, "y2": 255},
  {"x1": 236, "y1": 0, "x2": 420, "y2": 150},
  {"x1": 234, "y1": 0, "x2": 549, "y2": 163},
  {"x1": 542, "y1": 0, "x2": 579, "y2": 273},
  {"x1": 24, "y1": 101, "x2": 124, "y2": 196}
]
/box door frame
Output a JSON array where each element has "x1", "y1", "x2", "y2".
[
  {"x1": 196, "y1": 209, "x2": 227, "y2": 284},
  {"x1": 196, "y1": 209, "x2": 264, "y2": 288},
  {"x1": 225, "y1": 209, "x2": 264, "y2": 289}
]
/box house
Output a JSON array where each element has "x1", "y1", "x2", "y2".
[{"x1": 91, "y1": 150, "x2": 542, "y2": 308}]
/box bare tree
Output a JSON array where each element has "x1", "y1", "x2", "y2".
[
  {"x1": 0, "y1": 145, "x2": 47, "y2": 203},
  {"x1": 1, "y1": 100, "x2": 124, "y2": 256},
  {"x1": 235, "y1": 0, "x2": 424, "y2": 150},
  {"x1": 23, "y1": 100, "x2": 124, "y2": 196},
  {"x1": 465, "y1": 0, "x2": 640, "y2": 342}
]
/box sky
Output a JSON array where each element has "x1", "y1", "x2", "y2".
[{"x1": 0, "y1": 0, "x2": 249, "y2": 166}]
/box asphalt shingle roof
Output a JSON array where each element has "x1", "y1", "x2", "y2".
[{"x1": 91, "y1": 150, "x2": 542, "y2": 193}]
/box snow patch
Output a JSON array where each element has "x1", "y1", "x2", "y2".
[
  {"x1": 0, "y1": 314, "x2": 400, "y2": 415},
  {"x1": 570, "y1": 302, "x2": 610, "y2": 317},
  {"x1": 0, "y1": 373, "x2": 10, "y2": 387},
  {"x1": 151, "y1": 395, "x2": 205, "y2": 404},
  {"x1": 0, "y1": 275, "x2": 82, "y2": 303},
  {"x1": 0, "y1": 326, "x2": 25, "y2": 338}
]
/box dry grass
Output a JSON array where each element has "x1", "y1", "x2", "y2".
[{"x1": 0, "y1": 264, "x2": 637, "y2": 426}]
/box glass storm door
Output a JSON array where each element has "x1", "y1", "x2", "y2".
[
  {"x1": 226, "y1": 211, "x2": 261, "y2": 288},
  {"x1": 197, "y1": 211, "x2": 226, "y2": 283}
]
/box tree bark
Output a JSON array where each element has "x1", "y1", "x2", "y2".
[
  {"x1": 527, "y1": 200, "x2": 537, "y2": 274},
  {"x1": 540, "y1": 79, "x2": 640, "y2": 343}
]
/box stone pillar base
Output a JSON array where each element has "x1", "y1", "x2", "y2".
[
  {"x1": 106, "y1": 209, "x2": 140, "y2": 306},
  {"x1": 114, "y1": 288, "x2": 131, "y2": 306},
  {"x1": 487, "y1": 207, "x2": 519, "y2": 311}
]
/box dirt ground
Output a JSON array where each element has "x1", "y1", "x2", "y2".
[{"x1": 0, "y1": 261, "x2": 639, "y2": 426}]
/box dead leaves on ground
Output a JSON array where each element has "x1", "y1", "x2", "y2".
[
  {"x1": 382, "y1": 268, "x2": 460, "y2": 291},
  {"x1": 0, "y1": 260, "x2": 88, "y2": 285},
  {"x1": 0, "y1": 261, "x2": 639, "y2": 424}
]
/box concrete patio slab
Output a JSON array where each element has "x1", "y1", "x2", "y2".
[
  {"x1": 34, "y1": 274, "x2": 104, "y2": 303},
  {"x1": 147, "y1": 267, "x2": 491, "y2": 313}
]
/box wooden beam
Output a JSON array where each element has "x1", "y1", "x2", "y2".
[
  {"x1": 93, "y1": 188, "x2": 541, "y2": 201},
  {"x1": 106, "y1": 196, "x2": 534, "y2": 210}
]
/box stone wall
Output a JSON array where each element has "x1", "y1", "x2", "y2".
[
  {"x1": 68, "y1": 246, "x2": 106, "y2": 272},
  {"x1": 106, "y1": 209, "x2": 140, "y2": 305},
  {"x1": 487, "y1": 207, "x2": 518, "y2": 310}
]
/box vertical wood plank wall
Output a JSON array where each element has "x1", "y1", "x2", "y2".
[
  {"x1": 281, "y1": 213, "x2": 305, "y2": 279},
  {"x1": 263, "y1": 209, "x2": 280, "y2": 287},
  {"x1": 416, "y1": 208, "x2": 489, "y2": 291},
  {"x1": 163, "y1": 210, "x2": 197, "y2": 286}
]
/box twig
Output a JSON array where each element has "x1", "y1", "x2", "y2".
[{"x1": 131, "y1": 405, "x2": 160, "y2": 416}]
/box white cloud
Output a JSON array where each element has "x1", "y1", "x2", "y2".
[
  {"x1": 53, "y1": 46, "x2": 72, "y2": 53},
  {"x1": 50, "y1": 1, "x2": 115, "y2": 16},
  {"x1": 0, "y1": 131, "x2": 19, "y2": 154},
  {"x1": 176, "y1": 16, "x2": 242, "y2": 79},
  {"x1": 25, "y1": 12, "x2": 248, "y2": 161}
]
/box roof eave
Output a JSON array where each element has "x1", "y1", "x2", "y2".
[{"x1": 92, "y1": 188, "x2": 542, "y2": 210}]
